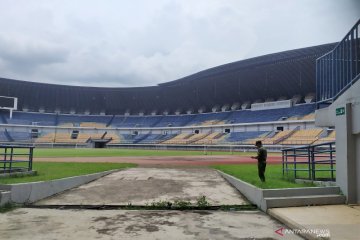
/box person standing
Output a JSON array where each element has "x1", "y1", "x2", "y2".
[{"x1": 251, "y1": 140, "x2": 267, "y2": 182}]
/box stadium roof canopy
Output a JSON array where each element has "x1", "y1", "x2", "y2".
[{"x1": 0, "y1": 43, "x2": 336, "y2": 115}]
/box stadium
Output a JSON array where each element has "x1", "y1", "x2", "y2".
[
  {"x1": 0, "y1": 2, "x2": 359, "y2": 239},
  {"x1": 0, "y1": 43, "x2": 337, "y2": 148}
]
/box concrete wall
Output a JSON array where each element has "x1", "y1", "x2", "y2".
[
  {"x1": 315, "y1": 107, "x2": 335, "y2": 127},
  {"x1": 218, "y1": 171, "x2": 344, "y2": 211},
  {"x1": 218, "y1": 171, "x2": 266, "y2": 211},
  {"x1": 316, "y1": 80, "x2": 360, "y2": 203},
  {"x1": 0, "y1": 170, "x2": 117, "y2": 204},
  {"x1": 357, "y1": 136, "x2": 360, "y2": 202},
  {"x1": 0, "y1": 191, "x2": 11, "y2": 206}
]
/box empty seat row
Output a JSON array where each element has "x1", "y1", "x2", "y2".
[
  {"x1": 0, "y1": 103, "x2": 316, "y2": 128},
  {"x1": 0, "y1": 128, "x2": 335, "y2": 146}
]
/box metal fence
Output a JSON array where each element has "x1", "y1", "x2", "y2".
[
  {"x1": 0, "y1": 145, "x2": 34, "y2": 173},
  {"x1": 316, "y1": 19, "x2": 360, "y2": 106},
  {"x1": 282, "y1": 142, "x2": 336, "y2": 181}
]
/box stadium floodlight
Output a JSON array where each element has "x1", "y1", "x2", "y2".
[{"x1": 0, "y1": 96, "x2": 18, "y2": 118}]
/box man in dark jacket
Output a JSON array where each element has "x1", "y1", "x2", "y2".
[{"x1": 251, "y1": 140, "x2": 267, "y2": 182}]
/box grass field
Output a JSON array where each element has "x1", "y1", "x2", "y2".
[
  {"x1": 2, "y1": 148, "x2": 333, "y2": 189},
  {"x1": 13, "y1": 148, "x2": 280, "y2": 158},
  {"x1": 212, "y1": 164, "x2": 335, "y2": 189},
  {"x1": 0, "y1": 162, "x2": 136, "y2": 184}
]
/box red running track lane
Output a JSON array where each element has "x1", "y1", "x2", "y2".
[{"x1": 34, "y1": 155, "x2": 283, "y2": 166}]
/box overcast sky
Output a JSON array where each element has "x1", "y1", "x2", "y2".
[{"x1": 0, "y1": 0, "x2": 358, "y2": 87}]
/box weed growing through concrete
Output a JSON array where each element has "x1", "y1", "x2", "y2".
[
  {"x1": 150, "y1": 200, "x2": 172, "y2": 209},
  {"x1": 196, "y1": 196, "x2": 210, "y2": 209},
  {"x1": 173, "y1": 199, "x2": 192, "y2": 208},
  {"x1": 141, "y1": 196, "x2": 210, "y2": 210},
  {"x1": 25, "y1": 203, "x2": 257, "y2": 211},
  {"x1": 86, "y1": 196, "x2": 256, "y2": 211}
]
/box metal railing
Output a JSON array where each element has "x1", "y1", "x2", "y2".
[
  {"x1": 282, "y1": 142, "x2": 336, "y2": 181},
  {"x1": 316, "y1": 19, "x2": 360, "y2": 107},
  {"x1": 0, "y1": 145, "x2": 34, "y2": 173}
]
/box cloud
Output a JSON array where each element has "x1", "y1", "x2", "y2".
[
  {"x1": 0, "y1": 37, "x2": 69, "y2": 74},
  {"x1": 0, "y1": 0, "x2": 358, "y2": 87}
]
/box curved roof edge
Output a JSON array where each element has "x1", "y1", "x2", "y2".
[
  {"x1": 0, "y1": 43, "x2": 336, "y2": 90},
  {"x1": 160, "y1": 43, "x2": 337, "y2": 87}
]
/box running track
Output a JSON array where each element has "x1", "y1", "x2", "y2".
[{"x1": 34, "y1": 155, "x2": 283, "y2": 166}]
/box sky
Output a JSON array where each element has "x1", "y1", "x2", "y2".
[{"x1": 0, "y1": 0, "x2": 359, "y2": 87}]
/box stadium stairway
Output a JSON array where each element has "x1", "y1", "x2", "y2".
[
  {"x1": 4, "y1": 129, "x2": 14, "y2": 142},
  {"x1": 156, "y1": 134, "x2": 178, "y2": 144},
  {"x1": 318, "y1": 129, "x2": 329, "y2": 138},
  {"x1": 214, "y1": 132, "x2": 226, "y2": 139},
  {"x1": 106, "y1": 115, "x2": 115, "y2": 127},
  {"x1": 245, "y1": 131, "x2": 275, "y2": 144},
  {"x1": 265, "y1": 131, "x2": 277, "y2": 139},
  {"x1": 54, "y1": 114, "x2": 59, "y2": 126},
  {"x1": 133, "y1": 133, "x2": 152, "y2": 144},
  {"x1": 181, "y1": 114, "x2": 198, "y2": 126},
  {"x1": 0, "y1": 113, "x2": 8, "y2": 124},
  {"x1": 221, "y1": 111, "x2": 234, "y2": 123},
  {"x1": 183, "y1": 133, "x2": 194, "y2": 140},
  {"x1": 186, "y1": 132, "x2": 212, "y2": 144},
  {"x1": 150, "y1": 116, "x2": 164, "y2": 127},
  {"x1": 264, "y1": 186, "x2": 346, "y2": 209},
  {"x1": 273, "y1": 126, "x2": 300, "y2": 144}
]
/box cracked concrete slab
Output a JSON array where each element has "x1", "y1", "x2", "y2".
[
  {"x1": 0, "y1": 208, "x2": 302, "y2": 240},
  {"x1": 37, "y1": 168, "x2": 247, "y2": 205}
]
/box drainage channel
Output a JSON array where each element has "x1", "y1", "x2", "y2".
[{"x1": 24, "y1": 204, "x2": 258, "y2": 211}]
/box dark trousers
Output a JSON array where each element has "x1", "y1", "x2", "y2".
[{"x1": 258, "y1": 161, "x2": 266, "y2": 182}]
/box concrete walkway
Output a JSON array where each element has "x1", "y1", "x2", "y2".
[
  {"x1": 1, "y1": 168, "x2": 305, "y2": 239},
  {"x1": 0, "y1": 208, "x2": 302, "y2": 240},
  {"x1": 37, "y1": 168, "x2": 248, "y2": 205},
  {"x1": 268, "y1": 205, "x2": 360, "y2": 240}
]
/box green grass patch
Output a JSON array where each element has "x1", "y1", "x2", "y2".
[
  {"x1": 0, "y1": 162, "x2": 136, "y2": 184},
  {"x1": 10, "y1": 148, "x2": 281, "y2": 158},
  {"x1": 0, "y1": 203, "x2": 18, "y2": 213},
  {"x1": 213, "y1": 164, "x2": 318, "y2": 189}
]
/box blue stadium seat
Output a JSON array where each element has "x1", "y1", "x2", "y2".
[
  {"x1": 0, "y1": 130, "x2": 9, "y2": 142},
  {"x1": 227, "y1": 104, "x2": 315, "y2": 124},
  {"x1": 137, "y1": 133, "x2": 177, "y2": 143},
  {"x1": 57, "y1": 114, "x2": 112, "y2": 126},
  {"x1": 6, "y1": 112, "x2": 57, "y2": 126},
  {"x1": 224, "y1": 131, "x2": 269, "y2": 143},
  {"x1": 6, "y1": 131, "x2": 32, "y2": 142},
  {"x1": 154, "y1": 115, "x2": 195, "y2": 127},
  {"x1": 111, "y1": 115, "x2": 163, "y2": 128},
  {"x1": 185, "y1": 111, "x2": 232, "y2": 125},
  {"x1": 1, "y1": 104, "x2": 315, "y2": 128}
]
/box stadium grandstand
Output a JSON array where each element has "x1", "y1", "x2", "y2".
[{"x1": 0, "y1": 43, "x2": 337, "y2": 148}]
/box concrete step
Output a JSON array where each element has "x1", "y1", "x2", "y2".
[
  {"x1": 262, "y1": 186, "x2": 341, "y2": 198},
  {"x1": 0, "y1": 190, "x2": 11, "y2": 206},
  {"x1": 265, "y1": 194, "x2": 346, "y2": 208}
]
